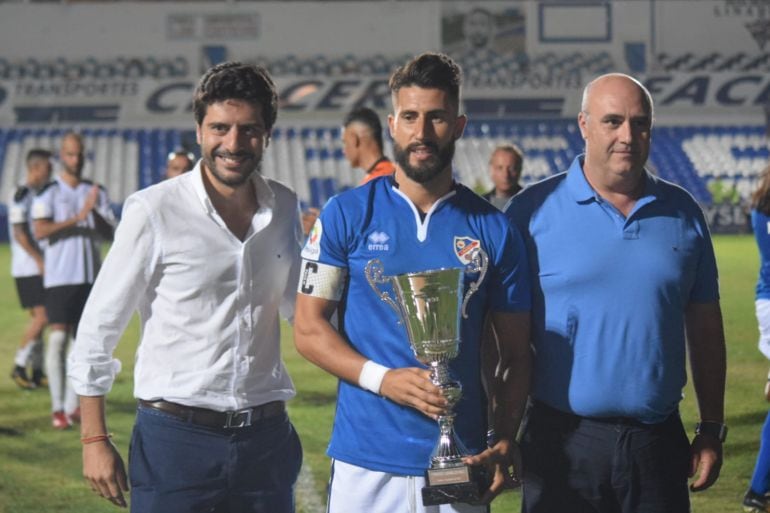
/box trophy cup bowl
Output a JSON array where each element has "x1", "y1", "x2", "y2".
[{"x1": 365, "y1": 250, "x2": 489, "y2": 506}]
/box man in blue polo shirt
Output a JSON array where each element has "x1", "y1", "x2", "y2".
[
  {"x1": 294, "y1": 52, "x2": 532, "y2": 513},
  {"x1": 506, "y1": 73, "x2": 726, "y2": 512}
]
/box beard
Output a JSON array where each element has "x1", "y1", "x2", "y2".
[
  {"x1": 393, "y1": 139, "x2": 455, "y2": 184},
  {"x1": 63, "y1": 163, "x2": 83, "y2": 177},
  {"x1": 203, "y1": 150, "x2": 261, "y2": 187}
]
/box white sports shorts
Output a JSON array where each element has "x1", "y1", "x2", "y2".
[{"x1": 327, "y1": 459, "x2": 489, "y2": 513}]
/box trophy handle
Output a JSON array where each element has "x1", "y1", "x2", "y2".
[
  {"x1": 365, "y1": 259, "x2": 404, "y2": 324},
  {"x1": 461, "y1": 248, "x2": 488, "y2": 319}
]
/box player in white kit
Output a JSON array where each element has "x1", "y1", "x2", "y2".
[
  {"x1": 9, "y1": 148, "x2": 52, "y2": 389},
  {"x1": 32, "y1": 132, "x2": 115, "y2": 429}
]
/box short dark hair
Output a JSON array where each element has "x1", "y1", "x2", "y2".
[
  {"x1": 343, "y1": 107, "x2": 384, "y2": 151},
  {"x1": 26, "y1": 148, "x2": 51, "y2": 163},
  {"x1": 193, "y1": 61, "x2": 278, "y2": 130},
  {"x1": 388, "y1": 52, "x2": 463, "y2": 111}
]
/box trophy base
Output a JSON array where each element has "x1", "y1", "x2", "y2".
[{"x1": 421, "y1": 464, "x2": 490, "y2": 506}]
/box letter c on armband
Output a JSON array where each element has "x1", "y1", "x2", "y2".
[{"x1": 298, "y1": 259, "x2": 346, "y2": 301}]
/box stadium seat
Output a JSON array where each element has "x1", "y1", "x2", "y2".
[{"x1": 0, "y1": 122, "x2": 765, "y2": 214}]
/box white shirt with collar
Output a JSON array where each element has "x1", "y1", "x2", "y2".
[
  {"x1": 31, "y1": 174, "x2": 115, "y2": 288},
  {"x1": 68, "y1": 163, "x2": 304, "y2": 411}
]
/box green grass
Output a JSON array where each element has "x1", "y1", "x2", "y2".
[{"x1": 0, "y1": 235, "x2": 765, "y2": 512}]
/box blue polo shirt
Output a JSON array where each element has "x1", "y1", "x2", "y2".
[
  {"x1": 506, "y1": 156, "x2": 719, "y2": 424},
  {"x1": 752, "y1": 209, "x2": 770, "y2": 300},
  {"x1": 301, "y1": 175, "x2": 530, "y2": 474}
]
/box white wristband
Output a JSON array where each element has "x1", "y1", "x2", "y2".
[{"x1": 358, "y1": 360, "x2": 390, "y2": 395}]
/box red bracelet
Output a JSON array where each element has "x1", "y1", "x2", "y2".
[{"x1": 80, "y1": 433, "x2": 112, "y2": 445}]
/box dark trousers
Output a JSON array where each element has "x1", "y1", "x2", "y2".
[
  {"x1": 521, "y1": 402, "x2": 690, "y2": 513},
  {"x1": 129, "y1": 405, "x2": 302, "y2": 513}
]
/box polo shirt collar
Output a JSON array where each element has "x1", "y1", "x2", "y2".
[
  {"x1": 566, "y1": 154, "x2": 666, "y2": 205},
  {"x1": 191, "y1": 160, "x2": 276, "y2": 216},
  {"x1": 566, "y1": 155, "x2": 595, "y2": 203}
]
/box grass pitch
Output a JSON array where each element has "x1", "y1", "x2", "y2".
[{"x1": 0, "y1": 235, "x2": 764, "y2": 512}]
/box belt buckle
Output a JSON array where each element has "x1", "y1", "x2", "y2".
[{"x1": 224, "y1": 408, "x2": 252, "y2": 428}]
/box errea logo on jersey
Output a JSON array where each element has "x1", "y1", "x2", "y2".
[
  {"x1": 454, "y1": 236, "x2": 480, "y2": 265},
  {"x1": 367, "y1": 231, "x2": 390, "y2": 251}
]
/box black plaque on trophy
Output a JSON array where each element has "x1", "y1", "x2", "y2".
[{"x1": 422, "y1": 464, "x2": 491, "y2": 506}]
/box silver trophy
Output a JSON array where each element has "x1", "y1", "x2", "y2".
[{"x1": 365, "y1": 249, "x2": 489, "y2": 506}]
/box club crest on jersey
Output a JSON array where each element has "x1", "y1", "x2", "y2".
[
  {"x1": 301, "y1": 219, "x2": 323, "y2": 261},
  {"x1": 454, "y1": 236, "x2": 480, "y2": 265},
  {"x1": 367, "y1": 231, "x2": 390, "y2": 251}
]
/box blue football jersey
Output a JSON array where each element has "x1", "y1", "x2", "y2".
[{"x1": 300, "y1": 176, "x2": 530, "y2": 475}]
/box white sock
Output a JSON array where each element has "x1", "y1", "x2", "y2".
[
  {"x1": 64, "y1": 335, "x2": 79, "y2": 414},
  {"x1": 45, "y1": 330, "x2": 68, "y2": 412},
  {"x1": 14, "y1": 342, "x2": 34, "y2": 367}
]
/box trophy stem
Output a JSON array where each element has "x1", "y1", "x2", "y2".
[
  {"x1": 429, "y1": 361, "x2": 467, "y2": 469},
  {"x1": 431, "y1": 414, "x2": 467, "y2": 468}
]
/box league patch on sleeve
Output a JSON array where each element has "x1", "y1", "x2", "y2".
[
  {"x1": 31, "y1": 199, "x2": 51, "y2": 220},
  {"x1": 301, "y1": 218, "x2": 323, "y2": 261},
  {"x1": 454, "y1": 236, "x2": 481, "y2": 265}
]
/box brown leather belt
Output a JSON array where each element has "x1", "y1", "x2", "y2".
[{"x1": 138, "y1": 399, "x2": 285, "y2": 429}]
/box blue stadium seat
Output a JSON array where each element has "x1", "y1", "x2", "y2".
[{"x1": 1, "y1": 122, "x2": 764, "y2": 216}]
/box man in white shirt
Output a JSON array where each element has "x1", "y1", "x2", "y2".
[
  {"x1": 68, "y1": 62, "x2": 304, "y2": 512},
  {"x1": 32, "y1": 133, "x2": 115, "y2": 430},
  {"x1": 9, "y1": 148, "x2": 52, "y2": 389}
]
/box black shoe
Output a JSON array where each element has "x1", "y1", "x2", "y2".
[
  {"x1": 32, "y1": 369, "x2": 48, "y2": 388},
  {"x1": 10, "y1": 366, "x2": 35, "y2": 390},
  {"x1": 744, "y1": 490, "x2": 770, "y2": 513}
]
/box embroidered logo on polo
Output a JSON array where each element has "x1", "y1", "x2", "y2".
[
  {"x1": 454, "y1": 236, "x2": 480, "y2": 265},
  {"x1": 367, "y1": 231, "x2": 390, "y2": 251},
  {"x1": 301, "y1": 219, "x2": 323, "y2": 261}
]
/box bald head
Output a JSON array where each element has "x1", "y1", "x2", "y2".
[
  {"x1": 61, "y1": 131, "x2": 84, "y2": 147},
  {"x1": 59, "y1": 131, "x2": 85, "y2": 177},
  {"x1": 581, "y1": 73, "x2": 654, "y2": 120},
  {"x1": 577, "y1": 73, "x2": 653, "y2": 191}
]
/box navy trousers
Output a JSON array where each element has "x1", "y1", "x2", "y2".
[
  {"x1": 129, "y1": 405, "x2": 302, "y2": 513},
  {"x1": 521, "y1": 402, "x2": 691, "y2": 513}
]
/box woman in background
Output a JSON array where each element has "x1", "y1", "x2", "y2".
[{"x1": 745, "y1": 163, "x2": 770, "y2": 513}]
